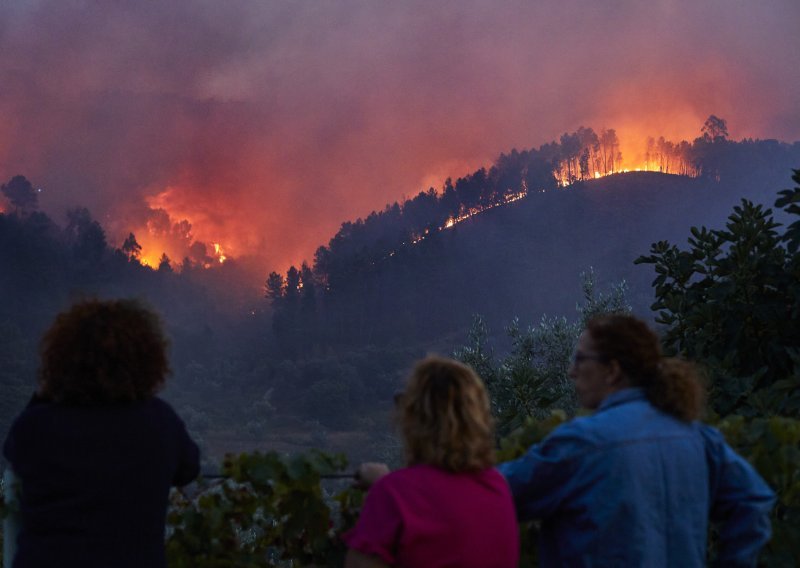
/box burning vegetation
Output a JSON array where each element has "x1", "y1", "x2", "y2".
[
  {"x1": 121, "y1": 118, "x2": 726, "y2": 273},
  {"x1": 267, "y1": 114, "x2": 800, "y2": 320},
  {"x1": 365, "y1": 118, "x2": 728, "y2": 254},
  {"x1": 0, "y1": 115, "x2": 770, "y2": 279},
  {"x1": 118, "y1": 203, "x2": 230, "y2": 272}
]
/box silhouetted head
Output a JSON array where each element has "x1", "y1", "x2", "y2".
[
  {"x1": 39, "y1": 299, "x2": 170, "y2": 405},
  {"x1": 398, "y1": 356, "x2": 494, "y2": 472},
  {"x1": 569, "y1": 314, "x2": 704, "y2": 421}
]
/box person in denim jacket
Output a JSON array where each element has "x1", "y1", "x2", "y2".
[{"x1": 498, "y1": 314, "x2": 775, "y2": 567}]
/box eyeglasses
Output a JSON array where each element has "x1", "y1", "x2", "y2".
[{"x1": 571, "y1": 352, "x2": 607, "y2": 365}]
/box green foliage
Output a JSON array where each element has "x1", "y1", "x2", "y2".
[
  {"x1": 166, "y1": 450, "x2": 363, "y2": 567},
  {"x1": 0, "y1": 506, "x2": 4, "y2": 568},
  {"x1": 635, "y1": 170, "x2": 800, "y2": 416},
  {"x1": 496, "y1": 411, "x2": 568, "y2": 463},
  {"x1": 455, "y1": 269, "x2": 630, "y2": 434},
  {"x1": 494, "y1": 411, "x2": 568, "y2": 568},
  {"x1": 775, "y1": 170, "x2": 800, "y2": 254},
  {"x1": 713, "y1": 416, "x2": 800, "y2": 564},
  {"x1": 1, "y1": 453, "x2": 362, "y2": 568},
  {"x1": 0, "y1": 470, "x2": 20, "y2": 568}
]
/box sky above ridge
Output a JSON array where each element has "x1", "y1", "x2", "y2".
[{"x1": 1, "y1": 0, "x2": 798, "y2": 275}]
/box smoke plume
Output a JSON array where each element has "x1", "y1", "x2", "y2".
[{"x1": 1, "y1": 0, "x2": 798, "y2": 275}]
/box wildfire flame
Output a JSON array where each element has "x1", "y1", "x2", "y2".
[
  {"x1": 119, "y1": 189, "x2": 232, "y2": 271},
  {"x1": 399, "y1": 163, "x2": 693, "y2": 256},
  {"x1": 138, "y1": 249, "x2": 164, "y2": 269},
  {"x1": 119, "y1": 128, "x2": 702, "y2": 270},
  {"x1": 212, "y1": 242, "x2": 227, "y2": 264},
  {"x1": 133, "y1": 236, "x2": 228, "y2": 270}
]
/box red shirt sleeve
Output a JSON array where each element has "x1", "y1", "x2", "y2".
[{"x1": 342, "y1": 476, "x2": 403, "y2": 565}]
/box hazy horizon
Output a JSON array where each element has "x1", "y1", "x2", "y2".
[{"x1": 1, "y1": 0, "x2": 798, "y2": 276}]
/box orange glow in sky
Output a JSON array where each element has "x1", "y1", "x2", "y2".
[{"x1": 0, "y1": 1, "x2": 797, "y2": 277}]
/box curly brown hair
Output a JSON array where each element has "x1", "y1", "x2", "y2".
[
  {"x1": 38, "y1": 299, "x2": 170, "y2": 405},
  {"x1": 586, "y1": 314, "x2": 705, "y2": 421},
  {"x1": 398, "y1": 356, "x2": 495, "y2": 472}
]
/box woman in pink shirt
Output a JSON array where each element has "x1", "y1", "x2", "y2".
[{"x1": 344, "y1": 356, "x2": 519, "y2": 568}]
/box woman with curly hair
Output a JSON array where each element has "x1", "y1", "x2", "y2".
[
  {"x1": 3, "y1": 299, "x2": 199, "y2": 568},
  {"x1": 343, "y1": 356, "x2": 518, "y2": 568},
  {"x1": 499, "y1": 314, "x2": 775, "y2": 566}
]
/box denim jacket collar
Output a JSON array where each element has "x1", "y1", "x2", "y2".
[{"x1": 597, "y1": 387, "x2": 646, "y2": 413}]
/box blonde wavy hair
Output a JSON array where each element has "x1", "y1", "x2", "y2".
[{"x1": 398, "y1": 356, "x2": 495, "y2": 472}]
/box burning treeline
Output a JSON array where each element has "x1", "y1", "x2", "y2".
[
  {"x1": 0, "y1": 116, "x2": 734, "y2": 277},
  {"x1": 117, "y1": 118, "x2": 725, "y2": 274},
  {"x1": 0, "y1": 177, "x2": 232, "y2": 274},
  {"x1": 549, "y1": 116, "x2": 731, "y2": 187},
  {"x1": 262, "y1": 115, "x2": 800, "y2": 359},
  {"x1": 551, "y1": 127, "x2": 701, "y2": 186},
  {"x1": 266, "y1": 115, "x2": 730, "y2": 300}
]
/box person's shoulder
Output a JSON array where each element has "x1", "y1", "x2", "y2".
[
  {"x1": 141, "y1": 396, "x2": 185, "y2": 425},
  {"x1": 7, "y1": 397, "x2": 58, "y2": 429},
  {"x1": 694, "y1": 421, "x2": 724, "y2": 440},
  {"x1": 575, "y1": 395, "x2": 678, "y2": 441},
  {"x1": 146, "y1": 395, "x2": 173, "y2": 410},
  {"x1": 373, "y1": 464, "x2": 447, "y2": 490},
  {"x1": 378, "y1": 464, "x2": 426, "y2": 484},
  {"x1": 476, "y1": 466, "x2": 514, "y2": 491},
  {"x1": 545, "y1": 414, "x2": 599, "y2": 444},
  {"x1": 144, "y1": 396, "x2": 179, "y2": 414},
  {"x1": 693, "y1": 421, "x2": 729, "y2": 455},
  {"x1": 3, "y1": 398, "x2": 59, "y2": 459},
  {"x1": 363, "y1": 467, "x2": 412, "y2": 502},
  {"x1": 523, "y1": 415, "x2": 607, "y2": 463}
]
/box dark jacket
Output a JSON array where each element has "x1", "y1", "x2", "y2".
[{"x1": 3, "y1": 395, "x2": 200, "y2": 568}]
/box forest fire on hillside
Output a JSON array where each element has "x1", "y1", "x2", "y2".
[
  {"x1": 443, "y1": 189, "x2": 527, "y2": 229},
  {"x1": 131, "y1": 217, "x2": 229, "y2": 271},
  {"x1": 405, "y1": 158, "x2": 697, "y2": 253},
  {"x1": 116, "y1": 185, "x2": 235, "y2": 271},
  {"x1": 126, "y1": 124, "x2": 709, "y2": 271}
]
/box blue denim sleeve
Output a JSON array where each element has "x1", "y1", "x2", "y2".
[
  {"x1": 496, "y1": 422, "x2": 589, "y2": 522},
  {"x1": 701, "y1": 425, "x2": 776, "y2": 567}
]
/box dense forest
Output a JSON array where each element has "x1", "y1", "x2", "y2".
[
  {"x1": 2, "y1": 117, "x2": 800, "y2": 564},
  {"x1": 1, "y1": 117, "x2": 799, "y2": 464},
  {"x1": 266, "y1": 117, "x2": 800, "y2": 355}
]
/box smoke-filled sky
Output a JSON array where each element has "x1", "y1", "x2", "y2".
[{"x1": 1, "y1": 0, "x2": 798, "y2": 275}]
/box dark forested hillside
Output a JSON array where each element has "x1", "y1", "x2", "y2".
[
  {"x1": 3, "y1": 121, "x2": 799, "y2": 463},
  {"x1": 267, "y1": 127, "x2": 800, "y2": 356}
]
